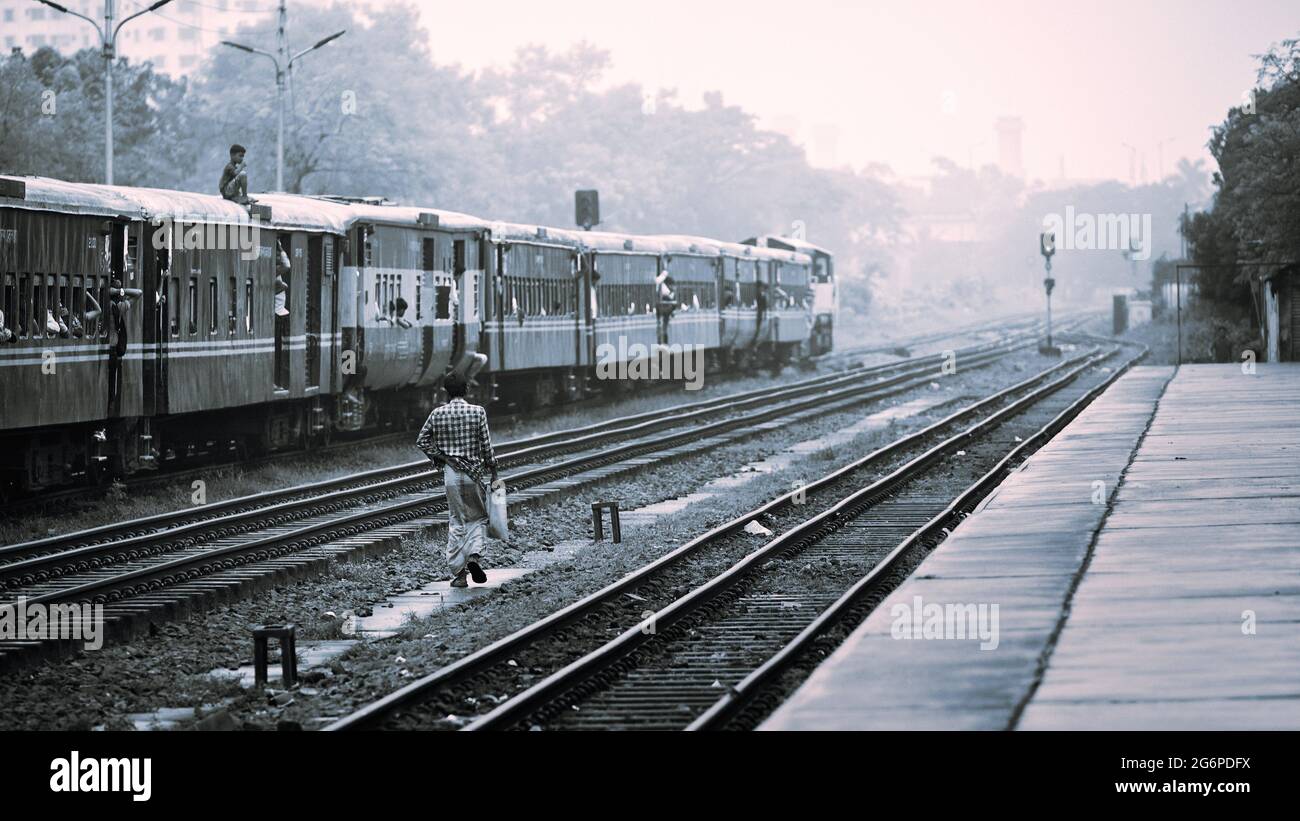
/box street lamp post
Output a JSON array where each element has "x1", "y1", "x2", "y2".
[
  {"x1": 35, "y1": 0, "x2": 174, "y2": 185},
  {"x1": 222, "y1": 3, "x2": 344, "y2": 192},
  {"x1": 1039, "y1": 231, "x2": 1060, "y2": 356}
]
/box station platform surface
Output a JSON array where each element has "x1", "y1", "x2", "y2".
[{"x1": 761, "y1": 363, "x2": 1300, "y2": 731}]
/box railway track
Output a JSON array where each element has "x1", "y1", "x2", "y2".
[
  {"x1": 814, "y1": 309, "x2": 1095, "y2": 365},
  {"x1": 4, "y1": 329, "x2": 1035, "y2": 560},
  {"x1": 326, "y1": 335, "x2": 1141, "y2": 730},
  {"x1": 0, "y1": 311, "x2": 1066, "y2": 516},
  {"x1": 0, "y1": 327, "x2": 1058, "y2": 668}
]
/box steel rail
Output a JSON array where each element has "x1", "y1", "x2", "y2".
[
  {"x1": 685, "y1": 342, "x2": 1150, "y2": 730},
  {"x1": 2, "y1": 340, "x2": 1029, "y2": 608},
  {"x1": 459, "y1": 346, "x2": 1120, "y2": 730},
  {"x1": 2, "y1": 331, "x2": 1035, "y2": 564},
  {"x1": 325, "y1": 343, "x2": 1104, "y2": 730}
]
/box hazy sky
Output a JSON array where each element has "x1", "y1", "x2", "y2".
[{"x1": 394, "y1": 0, "x2": 1297, "y2": 184}]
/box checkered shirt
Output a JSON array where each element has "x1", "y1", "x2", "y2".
[{"x1": 416, "y1": 397, "x2": 496, "y2": 481}]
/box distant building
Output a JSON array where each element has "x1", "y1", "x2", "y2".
[
  {"x1": 0, "y1": 0, "x2": 276, "y2": 76},
  {"x1": 995, "y1": 116, "x2": 1024, "y2": 179}
]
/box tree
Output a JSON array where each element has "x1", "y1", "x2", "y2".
[{"x1": 0, "y1": 47, "x2": 193, "y2": 186}]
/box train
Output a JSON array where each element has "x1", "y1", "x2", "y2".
[{"x1": 0, "y1": 175, "x2": 836, "y2": 495}]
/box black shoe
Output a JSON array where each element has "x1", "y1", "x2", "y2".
[
  {"x1": 450, "y1": 571, "x2": 468, "y2": 588},
  {"x1": 466, "y1": 560, "x2": 487, "y2": 584}
]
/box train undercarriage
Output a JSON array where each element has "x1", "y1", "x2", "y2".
[{"x1": 0, "y1": 339, "x2": 805, "y2": 500}]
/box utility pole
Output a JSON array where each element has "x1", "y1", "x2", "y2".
[
  {"x1": 35, "y1": 0, "x2": 174, "y2": 185},
  {"x1": 105, "y1": 0, "x2": 113, "y2": 184},
  {"x1": 276, "y1": 0, "x2": 287, "y2": 192},
  {"x1": 222, "y1": 3, "x2": 344, "y2": 193}
]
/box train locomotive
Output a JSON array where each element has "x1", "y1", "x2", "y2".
[{"x1": 0, "y1": 175, "x2": 835, "y2": 495}]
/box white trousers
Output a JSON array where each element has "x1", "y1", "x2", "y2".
[{"x1": 444, "y1": 464, "x2": 487, "y2": 574}]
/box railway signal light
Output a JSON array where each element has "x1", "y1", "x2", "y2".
[
  {"x1": 576, "y1": 190, "x2": 600, "y2": 231},
  {"x1": 1038, "y1": 231, "x2": 1060, "y2": 356}
]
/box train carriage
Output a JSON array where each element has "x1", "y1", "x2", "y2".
[
  {"x1": 1, "y1": 181, "x2": 373, "y2": 485},
  {"x1": 0, "y1": 173, "x2": 835, "y2": 495},
  {"x1": 654, "y1": 235, "x2": 722, "y2": 352},
  {"x1": 480, "y1": 222, "x2": 586, "y2": 407},
  {"x1": 0, "y1": 177, "x2": 149, "y2": 487},
  {"x1": 768, "y1": 247, "x2": 814, "y2": 350},
  {"x1": 262, "y1": 196, "x2": 490, "y2": 432},
  {"x1": 584, "y1": 232, "x2": 666, "y2": 376},
  {"x1": 744, "y1": 234, "x2": 836, "y2": 355}
]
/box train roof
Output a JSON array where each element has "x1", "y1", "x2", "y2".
[
  {"x1": 291, "y1": 196, "x2": 490, "y2": 234},
  {"x1": 651, "y1": 234, "x2": 810, "y2": 264},
  {"x1": 653, "y1": 234, "x2": 722, "y2": 257},
  {"x1": 2, "y1": 176, "x2": 817, "y2": 263},
  {"x1": 487, "y1": 221, "x2": 587, "y2": 247},
  {"x1": 572, "y1": 230, "x2": 668, "y2": 255},
  {"x1": 742, "y1": 234, "x2": 834, "y2": 257},
  {"x1": 1, "y1": 175, "x2": 257, "y2": 225},
  {"x1": 0, "y1": 177, "x2": 494, "y2": 235}
]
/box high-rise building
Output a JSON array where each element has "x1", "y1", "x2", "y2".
[
  {"x1": 0, "y1": 0, "x2": 277, "y2": 76},
  {"x1": 995, "y1": 115, "x2": 1024, "y2": 178}
]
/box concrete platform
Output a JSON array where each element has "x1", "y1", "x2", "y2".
[{"x1": 761, "y1": 364, "x2": 1300, "y2": 731}]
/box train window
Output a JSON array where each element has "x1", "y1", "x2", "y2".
[
  {"x1": 435, "y1": 280, "x2": 450, "y2": 320},
  {"x1": 208, "y1": 278, "x2": 217, "y2": 334},
  {"x1": 71, "y1": 276, "x2": 83, "y2": 333},
  {"x1": 1, "y1": 274, "x2": 13, "y2": 339},
  {"x1": 245, "y1": 277, "x2": 254, "y2": 333},
  {"x1": 415, "y1": 273, "x2": 424, "y2": 321},
  {"x1": 46, "y1": 276, "x2": 58, "y2": 336},
  {"x1": 168, "y1": 277, "x2": 179, "y2": 336},
  {"x1": 17, "y1": 274, "x2": 29, "y2": 338},
  {"x1": 422, "y1": 238, "x2": 435, "y2": 272},
  {"x1": 99, "y1": 278, "x2": 110, "y2": 338},
  {"x1": 126, "y1": 233, "x2": 138, "y2": 284},
  {"x1": 80, "y1": 278, "x2": 93, "y2": 339},
  {"x1": 58, "y1": 276, "x2": 70, "y2": 327},
  {"x1": 228, "y1": 276, "x2": 238, "y2": 334},
  {"x1": 324, "y1": 240, "x2": 334, "y2": 277},
  {"x1": 37, "y1": 276, "x2": 48, "y2": 337},
  {"x1": 187, "y1": 277, "x2": 198, "y2": 335}
]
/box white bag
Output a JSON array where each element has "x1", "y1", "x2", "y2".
[{"x1": 487, "y1": 480, "x2": 508, "y2": 540}]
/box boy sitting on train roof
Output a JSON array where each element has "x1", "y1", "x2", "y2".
[{"x1": 219, "y1": 143, "x2": 256, "y2": 205}]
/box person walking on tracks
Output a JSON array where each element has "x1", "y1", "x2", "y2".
[{"x1": 416, "y1": 372, "x2": 498, "y2": 587}]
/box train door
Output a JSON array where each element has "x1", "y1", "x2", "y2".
[
  {"x1": 493, "y1": 241, "x2": 508, "y2": 371},
  {"x1": 419, "y1": 235, "x2": 437, "y2": 381},
  {"x1": 717, "y1": 257, "x2": 728, "y2": 344},
  {"x1": 272, "y1": 232, "x2": 291, "y2": 391},
  {"x1": 306, "y1": 236, "x2": 324, "y2": 390},
  {"x1": 452, "y1": 238, "x2": 467, "y2": 364},
  {"x1": 581, "y1": 251, "x2": 597, "y2": 368},
  {"x1": 139, "y1": 221, "x2": 167, "y2": 466},
  {"x1": 324, "y1": 235, "x2": 339, "y2": 394}
]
